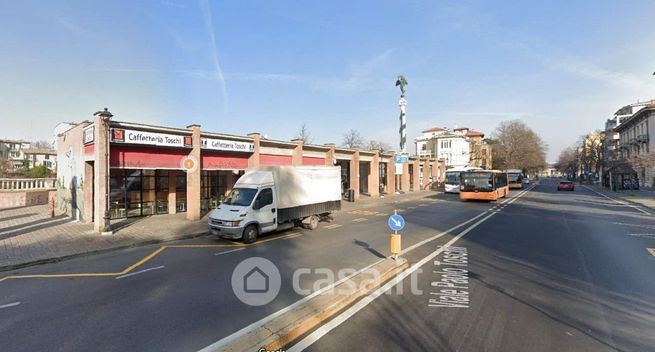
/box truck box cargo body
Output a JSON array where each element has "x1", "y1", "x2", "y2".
[{"x1": 208, "y1": 166, "x2": 341, "y2": 243}]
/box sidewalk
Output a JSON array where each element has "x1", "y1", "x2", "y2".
[
  {"x1": 0, "y1": 190, "x2": 443, "y2": 272},
  {"x1": 341, "y1": 189, "x2": 442, "y2": 212},
  {"x1": 587, "y1": 184, "x2": 655, "y2": 212},
  {"x1": 0, "y1": 205, "x2": 209, "y2": 272}
]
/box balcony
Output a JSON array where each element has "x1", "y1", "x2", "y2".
[{"x1": 417, "y1": 150, "x2": 433, "y2": 158}]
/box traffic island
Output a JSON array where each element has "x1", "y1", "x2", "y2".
[{"x1": 217, "y1": 257, "x2": 409, "y2": 352}]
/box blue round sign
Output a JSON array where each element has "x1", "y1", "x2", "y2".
[{"x1": 388, "y1": 214, "x2": 405, "y2": 231}]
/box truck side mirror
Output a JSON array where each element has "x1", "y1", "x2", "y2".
[{"x1": 252, "y1": 199, "x2": 261, "y2": 210}]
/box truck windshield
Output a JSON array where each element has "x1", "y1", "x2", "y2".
[{"x1": 223, "y1": 188, "x2": 257, "y2": 206}]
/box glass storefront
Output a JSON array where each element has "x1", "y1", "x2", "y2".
[
  {"x1": 200, "y1": 170, "x2": 243, "y2": 213},
  {"x1": 109, "y1": 169, "x2": 243, "y2": 219},
  {"x1": 110, "y1": 169, "x2": 185, "y2": 219}
]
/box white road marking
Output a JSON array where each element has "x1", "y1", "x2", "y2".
[
  {"x1": 0, "y1": 302, "x2": 20, "y2": 309},
  {"x1": 214, "y1": 248, "x2": 246, "y2": 256},
  {"x1": 287, "y1": 185, "x2": 534, "y2": 351},
  {"x1": 115, "y1": 266, "x2": 165, "y2": 279},
  {"x1": 626, "y1": 233, "x2": 655, "y2": 238},
  {"x1": 582, "y1": 185, "x2": 652, "y2": 215},
  {"x1": 198, "y1": 185, "x2": 536, "y2": 352}
]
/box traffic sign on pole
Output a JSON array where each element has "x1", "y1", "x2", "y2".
[{"x1": 388, "y1": 214, "x2": 405, "y2": 231}]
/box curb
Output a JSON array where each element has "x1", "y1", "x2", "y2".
[
  {"x1": 218, "y1": 257, "x2": 409, "y2": 352},
  {"x1": 585, "y1": 185, "x2": 655, "y2": 213},
  {"x1": 0, "y1": 230, "x2": 209, "y2": 273}
]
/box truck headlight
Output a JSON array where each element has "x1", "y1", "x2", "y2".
[{"x1": 226, "y1": 220, "x2": 241, "y2": 227}]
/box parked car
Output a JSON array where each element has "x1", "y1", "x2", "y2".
[{"x1": 557, "y1": 181, "x2": 575, "y2": 191}]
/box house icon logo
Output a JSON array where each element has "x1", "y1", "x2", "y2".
[
  {"x1": 244, "y1": 267, "x2": 269, "y2": 293},
  {"x1": 231, "y1": 257, "x2": 281, "y2": 306}
]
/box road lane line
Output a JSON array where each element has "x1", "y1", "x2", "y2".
[
  {"x1": 626, "y1": 234, "x2": 655, "y2": 238},
  {"x1": 214, "y1": 248, "x2": 246, "y2": 256},
  {"x1": 283, "y1": 233, "x2": 303, "y2": 240},
  {"x1": 324, "y1": 224, "x2": 342, "y2": 229},
  {"x1": 288, "y1": 185, "x2": 535, "y2": 351},
  {"x1": 198, "y1": 185, "x2": 536, "y2": 352},
  {"x1": 352, "y1": 218, "x2": 368, "y2": 222},
  {"x1": 0, "y1": 302, "x2": 20, "y2": 309},
  {"x1": 119, "y1": 246, "x2": 168, "y2": 274},
  {"x1": 582, "y1": 185, "x2": 652, "y2": 215},
  {"x1": 647, "y1": 248, "x2": 655, "y2": 257},
  {"x1": 115, "y1": 266, "x2": 165, "y2": 279}
]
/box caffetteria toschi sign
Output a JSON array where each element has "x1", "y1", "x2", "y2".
[
  {"x1": 110, "y1": 128, "x2": 254, "y2": 152},
  {"x1": 111, "y1": 128, "x2": 193, "y2": 148}
]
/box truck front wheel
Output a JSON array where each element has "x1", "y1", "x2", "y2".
[{"x1": 243, "y1": 225, "x2": 258, "y2": 244}]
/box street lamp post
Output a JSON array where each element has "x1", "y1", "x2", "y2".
[{"x1": 98, "y1": 108, "x2": 113, "y2": 236}]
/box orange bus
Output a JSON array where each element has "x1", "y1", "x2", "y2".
[
  {"x1": 506, "y1": 169, "x2": 524, "y2": 189},
  {"x1": 459, "y1": 170, "x2": 509, "y2": 201}
]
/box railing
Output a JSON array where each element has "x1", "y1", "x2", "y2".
[
  {"x1": 638, "y1": 134, "x2": 649, "y2": 143},
  {"x1": 0, "y1": 178, "x2": 56, "y2": 191}
]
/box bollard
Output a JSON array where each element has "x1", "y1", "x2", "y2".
[
  {"x1": 49, "y1": 196, "x2": 55, "y2": 218},
  {"x1": 390, "y1": 233, "x2": 401, "y2": 259}
]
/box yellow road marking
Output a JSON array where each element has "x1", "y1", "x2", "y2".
[
  {"x1": 324, "y1": 224, "x2": 342, "y2": 229},
  {"x1": 647, "y1": 248, "x2": 655, "y2": 257},
  {"x1": 119, "y1": 246, "x2": 168, "y2": 274},
  {"x1": 352, "y1": 218, "x2": 368, "y2": 222},
  {"x1": 167, "y1": 244, "x2": 244, "y2": 248},
  {"x1": 0, "y1": 230, "x2": 302, "y2": 284}
]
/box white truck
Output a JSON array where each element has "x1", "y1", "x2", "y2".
[{"x1": 208, "y1": 166, "x2": 342, "y2": 243}]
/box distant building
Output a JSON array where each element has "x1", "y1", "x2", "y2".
[
  {"x1": 23, "y1": 148, "x2": 57, "y2": 171},
  {"x1": 0, "y1": 139, "x2": 57, "y2": 172},
  {"x1": 414, "y1": 127, "x2": 491, "y2": 169},
  {"x1": 0, "y1": 139, "x2": 31, "y2": 169}
]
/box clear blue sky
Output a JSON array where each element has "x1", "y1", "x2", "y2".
[{"x1": 1, "y1": 0, "x2": 654, "y2": 161}]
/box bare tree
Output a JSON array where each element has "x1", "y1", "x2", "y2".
[
  {"x1": 31, "y1": 140, "x2": 52, "y2": 149},
  {"x1": 491, "y1": 120, "x2": 547, "y2": 173},
  {"x1": 295, "y1": 123, "x2": 313, "y2": 144},
  {"x1": 342, "y1": 129, "x2": 365, "y2": 149},
  {"x1": 365, "y1": 140, "x2": 392, "y2": 153},
  {"x1": 556, "y1": 146, "x2": 579, "y2": 179}
]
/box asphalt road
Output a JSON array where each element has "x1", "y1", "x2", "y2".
[
  {"x1": 0, "y1": 187, "x2": 495, "y2": 352},
  {"x1": 2, "y1": 180, "x2": 653, "y2": 352},
  {"x1": 291, "y1": 179, "x2": 655, "y2": 352}
]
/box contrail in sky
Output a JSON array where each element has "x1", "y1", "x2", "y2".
[{"x1": 199, "y1": 0, "x2": 228, "y2": 113}]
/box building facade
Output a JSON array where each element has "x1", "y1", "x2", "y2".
[
  {"x1": 0, "y1": 139, "x2": 31, "y2": 169},
  {"x1": 614, "y1": 103, "x2": 655, "y2": 188},
  {"x1": 23, "y1": 148, "x2": 57, "y2": 170},
  {"x1": 57, "y1": 110, "x2": 445, "y2": 232},
  {"x1": 415, "y1": 126, "x2": 491, "y2": 169}
]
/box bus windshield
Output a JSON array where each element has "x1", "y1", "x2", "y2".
[
  {"x1": 508, "y1": 173, "x2": 522, "y2": 183},
  {"x1": 461, "y1": 172, "x2": 493, "y2": 192},
  {"x1": 445, "y1": 172, "x2": 460, "y2": 185}
]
